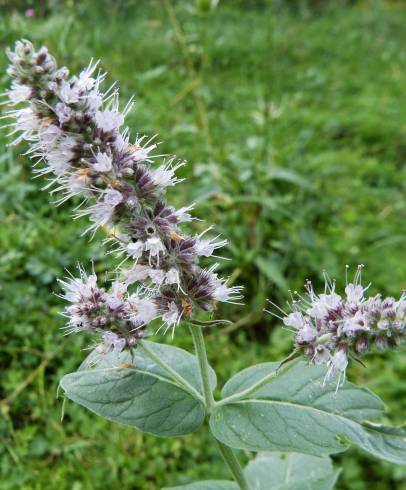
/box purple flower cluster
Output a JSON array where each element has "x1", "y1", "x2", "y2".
[
  {"x1": 3, "y1": 40, "x2": 242, "y2": 353},
  {"x1": 279, "y1": 266, "x2": 405, "y2": 385}
]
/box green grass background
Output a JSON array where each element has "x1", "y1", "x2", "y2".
[{"x1": 0, "y1": 0, "x2": 405, "y2": 488}]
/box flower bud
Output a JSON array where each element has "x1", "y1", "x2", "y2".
[
  {"x1": 92, "y1": 315, "x2": 108, "y2": 328},
  {"x1": 303, "y1": 345, "x2": 314, "y2": 357},
  {"x1": 375, "y1": 336, "x2": 387, "y2": 351},
  {"x1": 355, "y1": 335, "x2": 369, "y2": 354}
]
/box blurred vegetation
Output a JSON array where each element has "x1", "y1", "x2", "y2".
[{"x1": 0, "y1": 0, "x2": 405, "y2": 488}]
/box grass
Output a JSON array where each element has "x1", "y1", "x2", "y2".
[{"x1": 0, "y1": 0, "x2": 405, "y2": 488}]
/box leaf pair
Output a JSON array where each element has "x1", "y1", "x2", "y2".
[{"x1": 60, "y1": 341, "x2": 406, "y2": 468}]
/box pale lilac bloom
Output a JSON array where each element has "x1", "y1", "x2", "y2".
[
  {"x1": 103, "y1": 188, "x2": 123, "y2": 206},
  {"x1": 166, "y1": 268, "x2": 181, "y2": 287},
  {"x1": 95, "y1": 109, "x2": 124, "y2": 132},
  {"x1": 122, "y1": 264, "x2": 151, "y2": 284},
  {"x1": 45, "y1": 136, "x2": 77, "y2": 175},
  {"x1": 174, "y1": 205, "x2": 194, "y2": 223},
  {"x1": 212, "y1": 281, "x2": 243, "y2": 303},
  {"x1": 77, "y1": 71, "x2": 96, "y2": 91},
  {"x1": 283, "y1": 312, "x2": 306, "y2": 330},
  {"x1": 195, "y1": 236, "x2": 228, "y2": 257},
  {"x1": 162, "y1": 301, "x2": 181, "y2": 327},
  {"x1": 151, "y1": 160, "x2": 184, "y2": 187},
  {"x1": 103, "y1": 331, "x2": 126, "y2": 352},
  {"x1": 17, "y1": 107, "x2": 39, "y2": 129},
  {"x1": 145, "y1": 237, "x2": 165, "y2": 263},
  {"x1": 40, "y1": 124, "x2": 62, "y2": 146},
  {"x1": 148, "y1": 269, "x2": 165, "y2": 285},
  {"x1": 113, "y1": 133, "x2": 128, "y2": 153},
  {"x1": 81, "y1": 188, "x2": 123, "y2": 231},
  {"x1": 307, "y1": 293, "x2": 341, "y2": 318},
  {"x1": 55, "y1": 102, "x2": 73, "y2": 124},
  {"x1": 126, "y1": 241, "x2": 145, "y2": 259},
  {"x1": 93, "y1": 152, "x2": 113, "y2": 172},
  {"x1": 325, "y1": 350, "x2": 348, "y2": 389},
  {"x1": 7, "y1": 82, "x2": 31, "y2": 104},
  {"x1": 129, "y1": 136, "x2": 157, "y2": 162},
  {"x1": 86, "y1": 92, "x2": 103, "y2": 112},
  {"x1": 313, "y1": 345, "x2": 331, "y2": 365},
  {"x1": 105, "y1": 281, "x2": 127, "y2": 309},
  {"x1": 342, "y1": 310, "x2": 369, "y2": 335},
  {"x1": 59, "y1": 81, "x2": 80, "y2": 104},
  {"x1": 128, "y1": 296, "x2": 158, "y2": 325},
  {"x1": 345, "y1": 283, "x2": 365, "y2": 304},
  {"x1": 65, "y1": 172, "x2": 93, "y2": 197},
  {"x1": 58, "y1": 268, "x2": 98, "y2": 303},
  {"x1": 296, "y1": 323, "x2": 318, "y2": 344}
]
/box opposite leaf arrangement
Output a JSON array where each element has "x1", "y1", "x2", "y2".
[{"x1": 2, "y1": 40, "x2": 405, "y2": 489}]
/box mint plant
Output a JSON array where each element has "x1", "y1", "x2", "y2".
[{"x1": 2, "y1": 40, "x2": 405, "y2": 489}]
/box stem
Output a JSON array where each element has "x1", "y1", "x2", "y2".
[
  {"x1": 188, "y1": 324, "x2": 250, "y2": 490},
  {"x1": 189, "y1": 324, "x2": 215, "y2": 412},
  {"x1": 216, "y1": 440, "x2": 250, "y2": 490}
]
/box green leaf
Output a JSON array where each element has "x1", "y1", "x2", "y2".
[
  {"x1": 163, "y1": 481, "x2": 238, "y2": 490},
  {"x1": 244, "y1": 452, "x2": 340, "y2": 490},
  {"x1": 254, "y1": 257, "x2": 288, "y2": 290},
  {"x1": 210, "y1": 362, "x2": 406, "y2": 464},
  {"x1": 60, "y1": 340, "x2": 216, "y2": 437},
  {"x1": 139, "y1": 65, "x2": 167, "y2": 81},
  {"x1": 269, "y1": 169, "x2": 313, "y2": 190}
]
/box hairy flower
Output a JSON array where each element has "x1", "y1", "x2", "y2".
[
  {"x1": 271, "y1": 265, "x2": 405, "y2": 387},
  {"x1": 2, "y1": 39, "x2": 241, "y2": 353}
]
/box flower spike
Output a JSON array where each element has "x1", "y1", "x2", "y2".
[
  {"x1": 268, "y1": 265, "x2": 405, "y2": 386},
  {"x1": 3, "y1": 39, "x2": 241, "y2": 354}
]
